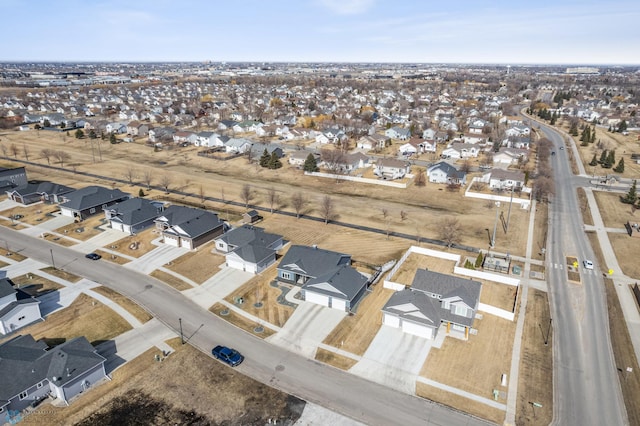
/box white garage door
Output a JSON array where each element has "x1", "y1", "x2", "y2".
[
  {"x1": 331, "y1": 298, "x2": 347, "y2": 311},
  {"x1": 402, "y1": 320, "x2": 433, "y2": 339},
  {"x1": 383, "y1": 313, "x2": 400, "y2": 328},
  {"x1": 111, "y1": 222, "x2": 124, "y2": 232},
  {"x1": 164, "y1": 235, "x2": 179, "y2": 247},
  {"x1": 226, "y1": 258, "x2": 246, "y2": 271},
  {"x1": 305, "y1": 291, "x2": 329, "y2": 307}
]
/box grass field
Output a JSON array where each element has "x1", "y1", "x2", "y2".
[
  {"x1": 40, "y1": 266, "x2": 82, "y2": 283},
  {"x1": 577, "y1": 188, "x2": 594, "y2": 226},
  {"x1": 391, "y1": 252, "x2": 457, "y2": 285},
  {"x1": 609, "y1": 233, "x2": 640, "y2": 279},
  {"x1": 107, "y1": 228, "x2": 159, "y2": 258},
  {"x1": 94, "y1": 249, "x2": 131, "y2": 265},
  {"x1": 165, "y1": 241, "x2": 225, "y2": 284},
  {"x1": 416, "y1": 383, "x2": 505, "y2": 425},
  {"x1": 315, "y1": 347, "x2": 358, "y2": 370},
  {"x1": 594, "y1": 190, "x2": 635, "y2": 229},
  {"x1": 90, "y1": 286, "x2": 153, "y2": 324},
  {"x1": 0, "y1": 202, "x2": 59, "y2": 226},
  {"x1": 53, "y1": 214, "x2": 107, "y2": 241},
  {"x1": 209, "y1": 302, "x2": 276, "y2": 338}
]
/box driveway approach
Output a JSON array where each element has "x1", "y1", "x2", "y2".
[{"x1": 0, "y1": 227, "x2": 491, "y2": 426}]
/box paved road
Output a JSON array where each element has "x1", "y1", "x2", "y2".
[
  {"x1": 538, "y1": 124, "x2": 628, "y2": 425},
  {"x1": 0, "y1": 227, "x2": 490, "y2": 426}
]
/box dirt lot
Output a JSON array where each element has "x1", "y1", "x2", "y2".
[
  {"x1": 166, "y1": 241, "x2": 225, "y2": 284},
  {"x1": 322, "y1": 282, "x2": 395, "y2": 356},
  {"x1": 9, "y1": 273, "x2": 63, "y2": 296},
  {"x1": 32, "y1": 340, "x2": 304, "y2": 426},
  {"x1": 594, "y1": 190, "x2": 636, "y2": 229},
  {"x1": 516, "y1": 289, "x2": 553, "y2": 425},
  {"x1": 420, "y1": 309, "x2": 518, "y2": 413},
  {"x1": 224, "y1": 264, "x2": 294, "y2": 327},
  {"x1": 609, "y1": 234, "x2": 640, "y2": 279},
  {"x1": 108, "y1": 228, "x2": 159, "y2": 258},
  {"x1": 91, "y1": 286, "x2": 153, "y2": 324},
  {"x1": 11, "y1": 293, "x2": 132, "y2": 346},
  {"x1": 149, "y1": 269, "x2": 193, "y2": 291}
]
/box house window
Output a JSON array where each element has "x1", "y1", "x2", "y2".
[
  {"x1": 19, "y1": 391, "x2": 28, "y2": 400},
  {"x1": 37, "y1": 382, "x2": 43, "y2": 389},
  {"x1": 441, "y1": 301, "x2": 450, "y2": 310},
  {"x1": 454, "y1": 305, "x2": 468, "y2": 317},
  {"x1": 281, "y1": 272, "x2": 291, "y2": 280},
  {"x1": 89, "y1": 208, "x2": 96, "y2": 214},
  {"x1": 18, "y1": 316, "x2": 25, "y2": 321}
]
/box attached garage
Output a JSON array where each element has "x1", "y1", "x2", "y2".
[
  {"x1": 163, "y1": 235, "x2": 180, "y2": 247},
  {"x1": 331, "y1": 298, "x2": 347, "y2": 311},
  {"x1": 111, "y1": 222, "x2": 124, "y2": 232},
  {"x1": 401, "y1": 319, "x2": 434, "y2": 339},
  {"x1": 383, "y1": 312, "x2": 400, "y2": 328},
  {"x1": 304, "y1": 291, "x2": 330, "y2": 307}
]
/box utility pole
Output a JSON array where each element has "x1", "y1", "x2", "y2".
[
  {"x1": 491, "y1": 201, "x2": 500, "y2": 248},
  {"x1": 50, "y1": 249, "x2": 55, "y2": 269},
  {"x1": 506, "y1": 185, "x2": 515, "y2": 232},
  {"x1": 179, "y1": 318, "x2": 184, "y2": 345}
]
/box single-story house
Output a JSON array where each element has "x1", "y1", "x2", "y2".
[
  {"x1": 6, "y1": 181, "x2": 74, "y2": 205},
  {"x1": 385, "y1": 126, "x2": 411, "y2": 140},
  {"x1": 481, "y1": 169, "x2": 525, "y2": 191},
  {"x1": 59, "y1": 186, "x2": 130, "y2": 221},
  {"x1": 427, "y1": 161, "x2": 467, "y2": 185},
  {"x1": 104, "y1": 197, "x2": 165, "y2": 235},
  {"x1": 288, "y1": 150, "x2": 319, "y2": 167},
  {"x1": 154, "y1": 205, "x2": 224, "y2": 249},
  {"x1": 493, "y1": 148, "x2": 529, "y2": 166},
  {"x1": 277, "y1": 245, "x2": 369, "y2": 312},
  {"x1": 250, "y1": 143, "x2": 284, "y2": 159},
  {"x1": 0, "y1": 167, "x2": 28, "y2": 192},
  {"x1": 356, "y1": 134, "x2": 389, "y2": 151},
  {"x1": 0, "y1": 278, "x2": 42, "y2": 335},
  {"x1": 382, "y1": 269, "x2": 481, "y2": 340},
  {"x1": 374, "y1": 158, "x2": 411, "y2": 180},
  {"x1": 441, "y1": 142, "x2": 480, "y2": 159},
  {"x1": 214, "y1": 225, "x2": 285, "y2": 274},
  {"x1": 0, "y1": 334, "x2": 107, "y2": 414},
  {"x1": 224, "y1": 138, "x2": 253, "y2": 154}
]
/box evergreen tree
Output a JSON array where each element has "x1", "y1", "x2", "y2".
[
  {"x1": 622, "y1": 180, "x2": 637, "y2": 204},
  {"x1": 569, "y1": 121, "x2": 579, "y2": 136},
  {"x1": 618, "y1": 120, "x2": 628, "y2": 133},
  {"x1": 89, "y1": 129, "x2": 97, "y2": 139},
  {"x1": 589, "y1": 153, "x2": 598, "y2": 166},
  {"x1": 110, "y1": 133, "x2": 117, "y2": 144},
  {"x1": 608, "y1": 150, "x2": 616, "y2": 166},
  {"x1": 614, "y1": 158, "x2": 625, "y2": 173},
  {"x1": 590, "y1": 126, "x2": 597, "y2": 143},
  {"x1": 75, "y1": 129, "x2": 84, "y2": 139},
  {"x1": 268, "y1": 152, "x2": 282, "y2": 169},
  {"x1": 599, "y1": 150, "x2": 608, "y2": 165},
  {"x1": 475, "y1": 252, "x2": 484, "y2": 268},
  {"x1": 303, "y1": 153, "x2": 319, "y2": 172},
  {"x1": 259, "y1": 149, "x2": 270, "y2": 167}
]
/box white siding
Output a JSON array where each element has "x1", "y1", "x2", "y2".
[
  {"x1": 163, "y1": 235, "x2": 180, "y2": 247},
  {"x1": 383, "y1": 313, "x2": 400, "y2": 328},
  {"x1": 331, "y1": 298, "x2": 347, "y2": 312},
  {"x1": 401, "y1": 320, "x2": 433, "y2": 339},
  {"x1": 305, "y1": 291, "x2": 329, "y2": 307}
]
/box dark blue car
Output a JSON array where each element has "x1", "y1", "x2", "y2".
[{"x1": 212, "y1": 345, "x2": 244, "y2": 367}]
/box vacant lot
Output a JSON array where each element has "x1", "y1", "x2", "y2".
[
  {"x1": 32, "y1": 340, "x2": 303, "y2": 425},
  {"x1": 91, "y1": 286, "x2": 153, "y2": 324},
  {"x1": 609, "y1": 233, "x2": 640, "y2": 279},
  {"x1": 108, "y1": 228, "x2": 159, "y2": 258},
  {"x1": 516, "y1": 289, "x2": 553, "y2": 425},
  {"x1": 9, "y1": 273, "x2": 63, "y2": 296},
  {"x1": 17, "y1": 293, "x2": 132, "y2": 346},
  {"x1": 322, "y1": 282, "x2": 395, "y2": 356},
  {"x1": 224, "y1": 264, "x2": 294, "y2": 327},
  {"x1": 165, "y1": 241, "x2": 225, "y2": 284},
  {"x1": 421, "y1": 310, "x2": 517, "y2": 408},
  {"x1": 594, "y1": 190, "x2": 636, "y2": 228}
]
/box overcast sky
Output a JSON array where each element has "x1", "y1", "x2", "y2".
[{"x1": 1, "y1": 0, "x2": 638, "y2": 64}]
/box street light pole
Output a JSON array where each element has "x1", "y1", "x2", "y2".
[
  {"x1": 50, "y1": 249, "x2": 55, "y2": 269},
  {"x1": 179, "y1": 318, "x2": 184, "y2": 345},
  {"x1": 491, "y1": 201, "x2": 500, "y2": 248}
]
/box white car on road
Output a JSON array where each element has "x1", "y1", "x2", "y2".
[{"x1": 584, "y1": 260, "x2": 594, "y2": 270}]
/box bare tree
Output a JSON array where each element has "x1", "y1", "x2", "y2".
[
  {"x1": 240, "y1": 184, "x2": 253, "y2": 208},
  {"x1": 199, "y1": 185, "x2": 206, "y2": 203},
  {"x1": 414, "y1": 168, "x2": 426, "y2": 186},
  {"x1": 459, "y1": 160, "x2": 472, "y2": 174},
  {"x1": 267, "y1": 187, "x2": 279, "y2": 213},
  {"x1": 0, "y1": 144, "x2": 7, "y2": 157},
  {"x1": 9, "y1": 143, "x2": 18, "y2": 158},
  {"x1": 533, "y1": 176, "x2": 555, "y2": 202},
  {"x1": 438, "y1": 217, "x2": 462, "y2": 247},
  {"x1": 381, "y1": 208, "x2": 389, "y2": 219},
  {"x1": 141, "y1": 169, "x2": 153, "y2": 190},
  {"x1": 319, "y1": 195, "x2": 336, "y2": 224},
  {"x1": 159, "y1": 174, "x2": 172, "y2": 193},
  {"x1": 124, "y1": 166, "x2": 136, "y2": 185},
  {"x1": 22, "y1": 144, "x2": 29, "y2": 161},
  {"x1": 55, "y1": 150, "x2": 71, "y2": 168},
  {"x1": 40, "y1": 148, "x2": 54, "y2": 165},
  {"x1": 320, "y1": 148, "x2": 345, "y2": 174},
  {"x1": 291, "y1": 192, "x2": 307, "y2": 219},
  {"x1": 400, "y1": 210, "x2": 408, "y2": 221}
]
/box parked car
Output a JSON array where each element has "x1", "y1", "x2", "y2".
[
  {"x1": 212, "y1": 345, "x2": 244, "y2": 367},
  {"x1": 85, "y1": 252, "x2": 101, "y2": 260},
  {"x1": 583, "y1": 260, "x2": 594, "y2": 270}
]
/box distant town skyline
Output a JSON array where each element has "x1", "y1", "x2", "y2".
[{"x1": 1, "y1": 0, "x2": 638, "y2": 65}]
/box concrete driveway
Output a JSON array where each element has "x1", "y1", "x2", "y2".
[
  {"x1": 19, "y1": 213, "x2": 74, "y2": 237},
  {"x1": 349, "y1": 325, "x2": 433, "y2": 394},
  {"x1": 266, "y1": 302, "x2": 346, "y2": 358},
  {"x1": 72, "y1": 228, "x2": 126, "y2": 253},
  {"x1": 183, "y1": 266, "x2": 254, "y2": 308},
  {"x1": 124, "y1": 243, "x2": 189, "y2": 274}
]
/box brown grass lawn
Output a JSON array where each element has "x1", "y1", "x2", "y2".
[
  {"x1": 0, "y1": 218, "x2": 26, "y2": 230},
  {"x1": 41, "y1": 232, "x2": 77, "y2": 246},
  {"x1": 107, "y1": 228, "x2": 159, "y2": 258},
  {"x1": 149, "y1": 270, "x2": 193, "y2": 291},
  {"x1": 315, "y1": 347, "x2": 358, "y2": 370},
  {"x1": 40, "y1": 266, "x2": 82, "y2": 283},
  {"x1": 10, "y1": 273, "x2": 63, "y2": 296},
  {"x1": 0, "y1": 260, "x2": 8, "y2": 268},
  {"x1": 18, "y1": 293, "x2": 132, "y2": 346},
  {"x1": 416, "y1": 383, "x2": 505, "y2": 425},
  {"x1": 532, "y1": 202, "x2": 549, "y2": 262},
  {"x1": 0, "y1": 202, "x2": 59, "y2": 225},
  {"x1": 609, "y1": 233, "x2": 640, "y2": 279},
  {"x1": 421, "y1": 310, "x2": 517, "y2": 403},
  {"x1": 94, "y1": 249, "x2": 131, "y2": 265},
  {"x1": 2, "y1": 250, "x2": 27, "y2": 262},
  {"x1": 322, "y1": 282, "x2": 395, "y2": 355},
  {"x1": 391, "y1": 252, "x2": 457, "y2": 285},
  {"x1": 209, "y1": 302, "x2": 276, "y2": 338},
  {"x1": 32, "y1": 342, "x2": 300, "y2": 425},
  {"x1": 594, "y1": 190, "x2": 636, "y2": 228},
  {"x1": 516, "y1": 289, "x2": 553, "y2": 426},
  {"x1": 223, "y1": 264, "x2": 294, "y2": 327},
  {"x1": 479, "y1": 281, "x2": 518, "y2": 312},
  {"x1": 165, "y1": 241, "x2": 225, "y2": 284},
  {"x1": 53, "y1": 214, "x2": 107, "y2": 241},
  {"x1": 577, "y1": 187, "x2": 594, "y2": 226},
  {"x1": 91, "y1": 286, "x2": 153, "y2": 324}
]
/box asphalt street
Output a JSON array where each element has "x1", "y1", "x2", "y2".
[{"x1": 0, "y1": 227, "x2": 491, "y2": 426}]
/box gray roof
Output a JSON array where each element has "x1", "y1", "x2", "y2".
[
  {"x1": 278, "y1": 245, "x2": 351, "y2": 279},
  {"x1": 158, "y1": 205, "x2": 223, "y2": 239},
  {"x1": 0, "y1": 278, "x2": 15, "y2": 299},
  {"x1": 217, "y1": 225, "x2": 281, "y2": 250},
  {"x1": 107, "y1": 197, "x2": 164, "y2": 226},
  {"x1": 0, "y1": 335, "x2": 105, "y2": 402},
  {"x1": 59, "y1": 186, "x2": 130, "y2": 212},
  {"x1": 231, "y1": 242, "x2": 276, "y2": 263},
  {"x1": 489, "y1": 169, "x2": 525, "y2": 182},
  {"x1": 6, "y1": 181, "x2": 74, "y2": 198},
  {"x1": 382, "y1": 288, "x2": 442, "y2": 327},
  {"x1": 427, "y1": 161, "x2": 465, "y2": 178},
  {"x1": 410, "y1": 269, "x2": 481, "y2": 310},
  {"x1": 302, "y1": 264, "x2": 368, "y2": 300}
]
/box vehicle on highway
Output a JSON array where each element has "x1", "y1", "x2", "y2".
[
  {"x1": 560, "y1": 146, "x2": 564, "y2": 150},
  {"x1": 85, "y1": 252, "x2": 102, "y2": 260},
  {"x1": 584, "y1": 260, "x2": 594, "y2": 270},
  {"x1": 212, "y1": 345, "x2": 244, "y2": 367}
]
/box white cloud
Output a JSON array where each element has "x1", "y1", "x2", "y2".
[{"x1": 317, "y1": 0, "x2": 375, "y2": 15}]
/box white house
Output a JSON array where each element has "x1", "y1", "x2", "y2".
[
  {"x1": 481, "y1": 169, "x2": 525, "y2": 190},
  {"x1": 427, "y1": 161, "x2": 467, "y2": 185},
  {"x1": 0, "y1": 278, "x2": 42, "y2": 335},
  {"x1": 441, "y1": 142, "x2": 480, "y2": 159},
  {"x1": 374, "y1": 158, "x2": 411, "y2": 180}
]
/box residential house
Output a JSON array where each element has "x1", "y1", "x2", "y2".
[
  {"x1": 250, "y1": 143, "x2": 284, "y2": 159},
  {"x1": 172, "y1": 131, "x2": 197, "y2": 145},
  {"x1": 385, "y1": 126, "x2": 411, "y2": 140},
  {"x1": 217, "y1": 120, "x2": 238, "y2": 131},
  {"x1": 356, "y1": 134, "x2": 388, "y2": 151},
  {"x1": 493, "y1": 148, "x2": 529, "y2": 166},
  {"x1": 382, "y1": 269, "x2": 482, "y2": 340},
  {"x1": 0, "y1": 167, "x2": 28, "y2": 191},
  {"x1": 277, "y1": 245, "x2": 369, "y2": 312},
  {"x1": 105, "y1": 122, "x2": 127, "y2": 134},
  {"x1": 224, "y1": 138, "x2": 253, "y2": 154},
  {"x1": 148, "y1": 127, "x2": 176, "y2": 144},
  {"x1": 422, "y1": 128, "x2": 437, "y2": 140},
  {"x1": 481, "y1": 169, "x2": 525, "y2": 191},
  {"x1": 103, "y1": 198, "x2": 165, "y2": 235},
  {"x1": 0, "y1": 334, "x2": 107, "y2": 414},
  {"x1": 399, "y1": 138, "x2": 437, "y2": 156},
  {"x1": 289, "y1": 150, "x2": 319, "y2": 167},
  {"x1": 154, "y1": 205, "x2": 224, "y2": 249},
  {"x1": 441, "y1": 142, "x2": 480, "y2": 159},
  {"x1": 58, "y1": 186, "x2": 130, "y2": 221},
  {"x1": 214, "y1": 225, "x2": 284, "y2": 274},
  {"x1": 427, "y1": 161, "x2": 467, "y2": 185},
  {"x1": 6, "y1": 182, "x2": 74, "y2": 205},
  {"x1": 0, "y1": 278, "x2": 42, "y2": 335},
  {"x1": 232, "y1": 120, "x2": 262, "y2": 134},
  {"x1": 373, "y1": 158, "x2": 411, "y2": 180}
]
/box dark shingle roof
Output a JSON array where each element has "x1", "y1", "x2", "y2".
[
  {"x1": 0, "y1": 278, "x2": 15, "y2": 299},
  {"x1": 217, "y1": 225, "x2": 281, "y2": 250},
  {"x1": 278, "y1": 245, "x2": 350, "y2": 279},
  {"x1": 382, "y1": 288, "x2": 442, "y2": 326},
  {"x1": 410, "y1": 269, "x2": 481, "y2": 310},
  {"x1": 230, "y1": 242, "x2": 275, "y2": 263},
  {"x1": 302, "y1": 264, "x2": 368, "y2": 300},
  {"x1": 159, "y1": 205, "x2": 223, "y2": 239},
  {"x1": 59, "y1": 186, "x2": 130, "y2": 211},
  {"x1": 7, "y1": 181, "x2": 74, "y2": 198},
  {"x1": 108, "y1": 198, "x2": 163, "y2": 226}
]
